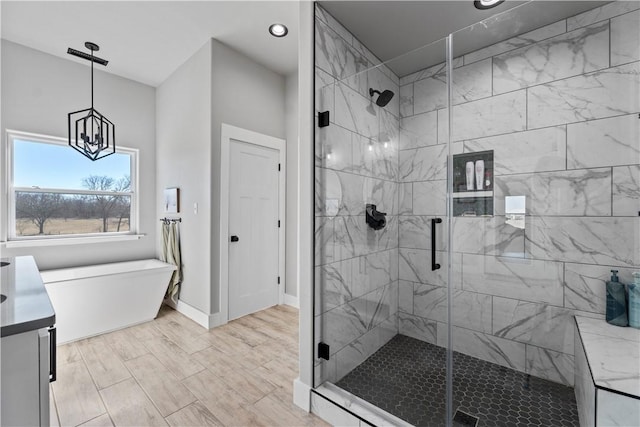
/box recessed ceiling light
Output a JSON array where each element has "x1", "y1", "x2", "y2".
[
  {"x1": 269, "y1": 23, "x2": 288, "y2": 38},
  {"x1": 474, "y1": 0, "x2": 505, "y2": 9}
]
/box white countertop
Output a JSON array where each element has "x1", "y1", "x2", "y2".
[{"x1": 575, "y1": 316, "x2": 640, "y2": 397}]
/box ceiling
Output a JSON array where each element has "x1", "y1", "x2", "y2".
[
  {"x1": 1, "y1": 1, "x2": 299, "y2": 87},
  {"x1": 320, "y1": 0, "x2": 610, "y2": 77}
]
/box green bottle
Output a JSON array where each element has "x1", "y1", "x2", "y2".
[
  {"x1": 606, "y1": 270, "x2": 628, "y2": 327},
  {"x1": 628, "y1": 272, "x2": 640, "y2": 329}
]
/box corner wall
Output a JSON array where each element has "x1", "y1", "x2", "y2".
[
  {"x1": 209, "y1": 39, "x2": 286, "y2": 315},
  {"x1": 156, "y1": 40, "x2": 213, "y2": 314},
  {"x1": 1, "y1": 40, "x2": 157, "y2": 269}
]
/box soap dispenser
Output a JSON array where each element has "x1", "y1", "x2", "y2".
[
  {"x1": 628, "y1": 272, "x2": 640, "y2": 329},
  {"x1": 606, "y1": 270, "x2": 628, "y2": 327}
]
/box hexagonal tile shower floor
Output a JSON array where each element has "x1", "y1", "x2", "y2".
[{"x1": 336, "y1": 335, "x2": 579, "y2": 427}]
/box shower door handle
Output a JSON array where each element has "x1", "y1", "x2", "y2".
[{"x1": 431, "y1": 218, "x2": 442, "y2": 271}]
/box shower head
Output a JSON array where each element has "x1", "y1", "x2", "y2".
[{"x1": 369, "y1": 88, "x2": 395, "y2": 107}]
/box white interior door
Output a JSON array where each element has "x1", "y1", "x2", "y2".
[{"x1": 228, "y1": 139, "x2": 280, "y2": 320}]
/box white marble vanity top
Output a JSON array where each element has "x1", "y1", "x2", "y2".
[{"x1": 575, "y1": 316, "x2": 640, "y2": 398}]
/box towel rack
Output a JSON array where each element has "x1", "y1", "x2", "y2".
[{"x1": 160, "y1": 217, "x2": 182, "y2": 224}]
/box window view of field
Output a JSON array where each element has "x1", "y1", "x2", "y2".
[
  {"x1": 16, "y1": 217, "x2": 129, "y2": 236},
  {"x1": 15, "y1": 175, "x2": 132, "y2": 237}
]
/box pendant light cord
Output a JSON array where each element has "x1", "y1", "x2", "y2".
[{"x1": 90, "y1": 49, "x2": 94, "y2": 110}]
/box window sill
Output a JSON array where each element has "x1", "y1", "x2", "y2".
[{"x1": 2, "y1": 234, "x2": 145, "y2": 248}]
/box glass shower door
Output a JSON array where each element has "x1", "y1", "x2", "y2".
[{"x1": 447, "y1": 2, "x2": 640, "y2": 426}]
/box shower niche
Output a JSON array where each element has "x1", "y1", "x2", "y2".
[{"x1": 452, "y1": 150, "x2": 494, "y2": 217}]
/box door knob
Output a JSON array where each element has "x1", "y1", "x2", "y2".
[{"x1": 230, "y1": 235, "x2": 239, "y2": 242}]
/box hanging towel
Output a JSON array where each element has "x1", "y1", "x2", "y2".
[{"x1": 161, "y1": 221, "x2": 182, "y2": 303}]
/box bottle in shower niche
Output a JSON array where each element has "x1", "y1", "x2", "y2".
[
  {"x1": 466, "y1": 161, "x2": 475, "y2": 190},
  {"x1": 475, "y1": 160, "x2": 485, "y2": 190},
  {"x1": 606, "y1": 270, "x2": 628, "y2": 327},
  {"x1": 628, "y1": 272, "x2": 640, "y2": 329}
]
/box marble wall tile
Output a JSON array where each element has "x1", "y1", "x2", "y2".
[
  {"x1": 574, "y1": 326, "x2": 596, "y2": 427},
  {"x1": 527, "y1": 62, "x2": 640, "y2": 129},
  {"x1": 322, "y1": 299, "x2": 369, "y2": 352},
  {"x1": 612, "y1": 10, "x2": 640, "y2": 66},
  {"x1": 335, "y1": 82, "x2": 379, "y2": 138},
  {"x1": 493, "y1": 21, "x2": 609, "y2": 94},
  {"x1": 567, "y1": 1, "x2": 640, "y2": 31},
  {"x1": 316, "y1": 168, "x2": 400, "y2": 217},
  {"x1": 372, "y1": 110, "x2": 399, "y2": 180},
  {"x1": 567, "y1": 114, "x2": 640, "y2": 169},
  {"x1": 413, "y1": 70, "x2": 446, "y2": 114},
  {"x1": 398, "y1": 312, "x2": 438, "y2": 344},
  {"x1": 493, "y1": 298, "x2": 576, "y2": 353},
  {"x1": 316, "y1": 68, "x2": 335, "y2": 113},
  {"x1": 315, "y1": 260, "x2": 353, "y2": 315},
  {"x1": 414, "y1": 286, "x2": 493, "y2": 333},
  {"x1": 399, "y1": 110, "x2": 438, "y2": 150},
  {"x1": 452, "y1": 217, "x2": 526, "y2": 258},
  {"x1": 335, "y1": 315, "x2": 397, "y2": 382},
  {"x1": 526, "y1": 346, "x2": 574, "y2": 386},
  {"x1": 414, "y1": 59, "x2": 492, "y2": 114},
  {"x1": 438, "y1": 90, "x2": 527, "y2": 143},
  {"x1": 463, "y1": 20, "x2": 567, "y2": 65},
  {"x1": 613, "y1": 165, "x2": 640, "y2": 216},
  {"x1": 564, "y1": 263, "x2": 637, "y2": 314},
  {"x1": 452, "y1": 59, "x2": 493, "y2": 105},
  {"x1": 315, "y1": 124, "x2": 353, "y2": 172},
  {"x1": 442, "y1": 325, "x2": 527, "y2": 372},
  {"x1": 464, "y1": 126, "x2": 567, "y2": 176},
  {"x1": 315, "y1": 168, "x2": 361, "y2": 216},
  {"x1": 398, "y1": 280, "x2": 414, "y2": 313},
  {"x1": 399, "y1": 84, "x2": 413, "y2": 118},
  {"x1": 315, "y1": 4, "x2": 353, "y2": 44},
  {"x1": 352, "y1": 249, "x2": 399, "y2": 297},
  {"x1": 351, "y1": 132, "x2": 374, "y2": 177},
  {"x1": 315, "y1": 20, "x2": 368, "y2": 92},
  {"x1": 399, "y1": 215, "x2": 449, "y2": 252},
  {"x1": 596, "y1": 389, "x2": 640, "y2": 427},
  {"x1": 526, "y1": 216, "x2": 640, "y2": 267},
  {"x1": 494, "y1": 168, "x2": 612, "y2": 216},
  {"x1": 315, "y1": 217, "x2": 334, "y2": 266},
  {"x1": 399, "y1": 248, "x2": 462, "y2": 288},
  {"x1": 399, "y1": 57, "x2": 463, "y2": 86},
  {"x1": 399, "y1": 144, "x2": 448, "y2": 182},
  {"x1": 399, "y1": 183, "x2": 412, "y2": 215},
  {"x1": 413, "y1": 180, "x2": 447, "y2": 216},
  {"x1": 462, "y1": 254, "x2": 564, "y2": 305},
  {"x1": 334, "y1": 215, "x2": 399, "y2": 261}
]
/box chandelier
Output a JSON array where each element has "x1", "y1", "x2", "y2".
[{"x1": 67, "y1": 42, "x2": 115, "y2": 161}]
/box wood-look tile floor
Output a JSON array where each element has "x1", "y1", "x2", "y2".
[{"x1": 50, "y1": 305, "x2": 327, "y2": 427}]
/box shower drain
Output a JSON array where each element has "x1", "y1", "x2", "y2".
[{"x1": 453, "y1": 410, "x2": 479, "y2": 426}]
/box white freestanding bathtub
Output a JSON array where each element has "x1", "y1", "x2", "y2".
[{"x1": 40, "y1": 259, "x2": 176, "y2": 344}]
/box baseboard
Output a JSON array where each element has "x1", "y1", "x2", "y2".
[
  {"x1": 284, "y1": 293, "x2": 299, "y2": 309},
  {"x1": 165, "y1": 298, "x2": 211, "y2": 329},
  {"x1": 208, "y1": 311, "x2": 227, "y2": 329},
  {"x1": 293, "y1": 378, "x2": 312, "y2": 411}
]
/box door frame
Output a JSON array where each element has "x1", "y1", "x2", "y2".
[{"x1": 220, "y1": 123, "x2": 286, "y2": 322}]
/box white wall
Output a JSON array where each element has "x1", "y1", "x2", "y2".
[
  {"x1": 0, "y1": 40, "x2": 157, "y2": 269},
  {"x1": 209, "y1": 39, "x2": 286, "y2": 314},
  {"x1": 285, "y1": 72, "x2": 299, "y2": 299},
  {"x1": 156, "y1": 41, "x2": 212, "y2": 314}
]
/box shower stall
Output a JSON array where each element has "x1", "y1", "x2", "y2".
[{"x1": 313, "y1": 1, "x2": 640, "y2": 426}]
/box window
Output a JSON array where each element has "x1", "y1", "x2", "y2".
[{"x1": 8, "y1": 131, "x2": 138, "y2": 240}]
